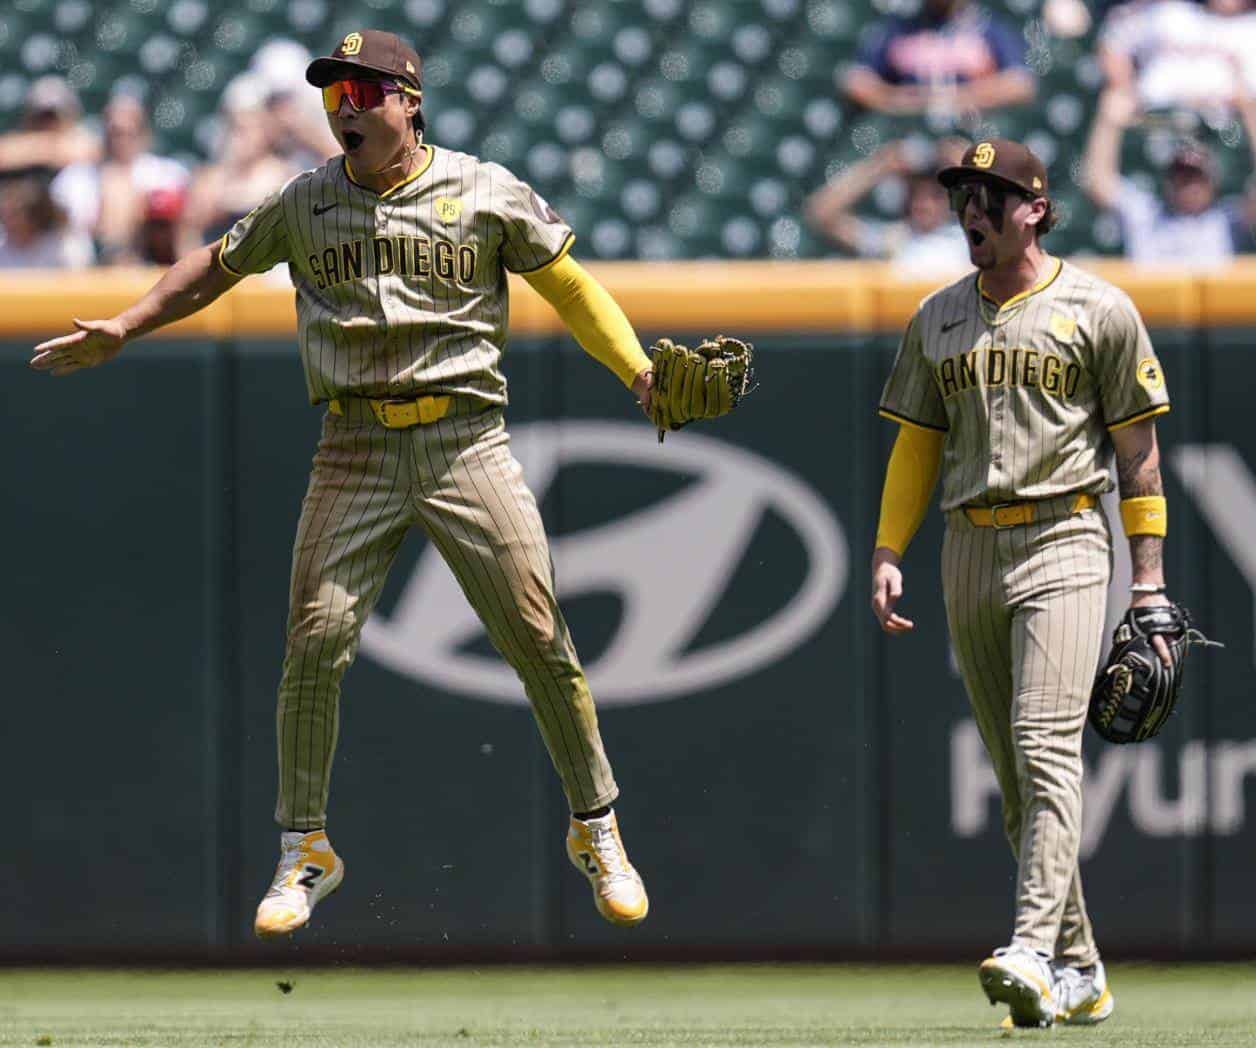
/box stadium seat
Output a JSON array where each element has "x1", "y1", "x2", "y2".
[{"x1": 0, "y1": 0, "x2": 1167, "y2": 259}]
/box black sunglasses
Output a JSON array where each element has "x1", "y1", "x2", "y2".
[{"x1": 947, "y1": 181, "x2": 1032, "y2": 224}]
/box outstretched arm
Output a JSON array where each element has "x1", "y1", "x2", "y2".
[
  {"x1": 30, "y1": 240, "x2": 243, "y2": 376},
  {"x1": 523, "y1": 253, "x2": 654, "y2": 416}
]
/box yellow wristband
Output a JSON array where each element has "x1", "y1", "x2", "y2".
[{"x1": 1120, "y1": 496, "x2": 1167, "y2": 536}]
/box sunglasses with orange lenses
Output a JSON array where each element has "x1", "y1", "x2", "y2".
[{"x1": 321, "y1": 78, "x2": 420, "y2": 113}]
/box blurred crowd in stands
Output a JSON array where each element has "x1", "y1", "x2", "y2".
[
  {"x1": 806, "y1": 0, "x2": 1256, "y2": 272},
  {"x1": 2, "y1": 1, "x2": 1256, "y2": 273},
  {"x1": 0, "y1": 38, "x2": 335, "y2": 270}
]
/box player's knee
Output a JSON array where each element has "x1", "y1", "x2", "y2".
[
  {"x1": 284, "y1": 581, "x2": 361, "y2": 677},
  {"x1": 506, "y1": 644, "x2": 582, "y2": 683},
  {"x1": 1014, "y1": 737, "x2": 1081, "y2": 799},
  {"x1": 289, "y1": 581, "x2": 359, "y2": 639},
  {"x1": 513, "y1": 568, "x2": 561, "y2": 648}
]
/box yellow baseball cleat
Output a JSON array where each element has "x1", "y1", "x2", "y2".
[
  {"x1": 254, "y1": 829, "x2": 344, "y2": 939},
  {"x1": 566, "y1": 810, "x2": 649, "y2": 927},
  {"x1": 979, "y1": 944, "x2": 1056, "y2": 1029}
]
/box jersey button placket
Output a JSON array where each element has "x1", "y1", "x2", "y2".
[
  {"x1": 375, "y1": 206, "x2": 392, "y2": 341},
  {"x1": 990, "y1": 340, "x2": 1004, "y2": 485}
]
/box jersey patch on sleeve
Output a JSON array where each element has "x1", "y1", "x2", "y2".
[{"x1": 1136, "y1": 357, "x2": 1165, "y2": 392}]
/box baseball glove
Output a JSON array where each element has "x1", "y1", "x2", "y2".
[
  {"x1": 1088, "y1": 603, "x2": 1221, "y2": 744},
  {"x1": 647, "y1": 335, "x2": 756, "y2": 442}
]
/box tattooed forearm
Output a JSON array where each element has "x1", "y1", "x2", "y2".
[
  {"x1": 1111, "y1": 419, "x2": 1167, "y2": 587},
  {"x1": 1116, "y1": 445, "x2": 1162, "y2": 498},
  {"x1": 1129, "y1": 533, "x2": 1164, "y2": 582}
]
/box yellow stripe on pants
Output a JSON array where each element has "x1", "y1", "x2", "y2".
[
  {"x1": 941, "y1": 501, "x2": 1111, "y2": 967},
  {"x1": 274, "y1": 406, "x2": 618, "y2": 829}
]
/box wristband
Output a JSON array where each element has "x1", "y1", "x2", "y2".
[
  {"x1": 1120, "y1": 495, "x2": 1167, "y2": 536},
  {"x1": 1129, "y1": 583, "x2": 1166, "y2": 594}
]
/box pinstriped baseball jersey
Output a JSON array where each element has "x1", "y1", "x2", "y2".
[
  {"x1": 237, "y1": 140, "x2": 624, "y2": 829},
  {"x1": 219, "y1": 143, "x2": 572, "y2": 405},
  {"x1": 879, "y1": 258, "x2": 1171, "y2": 510},
  {"x1": 876, "y1": 253, "x2": 1175, "y2": 970}
]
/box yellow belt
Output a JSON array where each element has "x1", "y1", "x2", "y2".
[
  {"x1": 328, "y1": 394, "x2": 451, "y2": 429},
  {"x1": 963, "y1": 493, "x2": 1096, "y2": 529}
]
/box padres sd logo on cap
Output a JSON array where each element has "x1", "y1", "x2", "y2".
[
  {"x1": 1137, "y1": 358, "x2": 1164, "y2": 391},
  {"x1": 340, "y1": 32, "x2": 363, "y2": 56},
  {"x1": 973, "y1": 142, "x2": 996, "y2": 168}
]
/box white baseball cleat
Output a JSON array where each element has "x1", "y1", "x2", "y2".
[
  {"x1": 567, "y1": 810, "x2": 649, "y2": 927},
  {"x1": 254, "y1": 829, "x2": 344, "y2": 939},
  {"x1": 979, "y1": 943, "x2": 1056, "y2": 1028},
  {"x1": 1053, "y1": 960, "x2": 1115, "y2": 1025}
]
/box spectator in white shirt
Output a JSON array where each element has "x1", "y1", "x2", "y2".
[
  {"x1": 51, "y1": 94, "x2": 188, "y2": 265},
  {"x1": 804, "y1": 138, "x2": 971, "y2": 276},
  {"x1": 0, "y1": 175, "x2": 94, "y2": 269},
  {"x1": 1080, "y1": 87, "x2": 1252, "y2": 264},
  {"x1": 1098, "y1": 0, "x2": 1256, "y2": 124}
]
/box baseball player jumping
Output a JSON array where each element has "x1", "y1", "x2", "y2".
[
  {"x1": 871, "y1": 139, "x2": 1174, "y2": 1027},
  {"x1": 31, "y1": 29, "x2": 656, "y2": 937}
]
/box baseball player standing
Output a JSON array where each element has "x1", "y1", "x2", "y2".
[
  {"x1": 31, "y1": 29, "x2": 655, "y2": 937},
  {"x1": 871, "y1": 139, "x2": 1173, "y2": 1027}
]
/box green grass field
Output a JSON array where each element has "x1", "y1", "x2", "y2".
[{"x1": 1, "y1": 963, "x2": 1253, "y2": 1048}]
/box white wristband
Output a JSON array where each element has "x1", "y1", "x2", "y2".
[{"x1": 1129, "y1": 583, "x2": 1166, "y2": 594}]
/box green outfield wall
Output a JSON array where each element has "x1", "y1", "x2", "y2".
[{"x1": 4, "y1": 321, "x2": 1255, "y2": 959}]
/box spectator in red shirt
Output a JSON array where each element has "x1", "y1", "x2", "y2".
[{"x1": 134, "y1": 186, "x2": 186, "y2": 266}]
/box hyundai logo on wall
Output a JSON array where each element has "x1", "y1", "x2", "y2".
[{"x1": 361, "y1": 422, "x2": 848, "y2": 705}]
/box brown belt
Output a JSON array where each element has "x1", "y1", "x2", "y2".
[
  {"x1": 963, "y1": 493, "x2": 1097, "y2": 529},
  {"x1": 328, "y1": 394, "x2": 451, "y2": 429}
]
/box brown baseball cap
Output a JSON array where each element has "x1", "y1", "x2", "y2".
[
  {"x1": 937, "y1": 138, "x2": 1049, "y2": 197},
  {"x1": 306, "y1": 29, "x2": 422, "y2": 91}
]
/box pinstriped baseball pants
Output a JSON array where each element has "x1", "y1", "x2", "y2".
[
  {"x1": 274, "y1": 404, "x2": 618, "y2": 829},
  {"x1": 942, "y1": 499, "x2": 1111, "y2": 967}
]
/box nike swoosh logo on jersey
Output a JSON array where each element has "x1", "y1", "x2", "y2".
[
  {"x1": 940, "y1": 318, "x2": 966, "y2": 333},
  {"x1": 313, "y1": 201, "x2": 338, "y2": 215}
]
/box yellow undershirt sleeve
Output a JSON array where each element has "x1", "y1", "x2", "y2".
[
  {"x1": 875, "y1": 423, "x2": 945, "y2": 557},
  {"x1": 523, "y1": 254, "x2": 652, "y2": 389}
]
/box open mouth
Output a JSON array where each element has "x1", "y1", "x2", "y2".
[
  {"x1": 967, "y1": 228, "x2": 986, "y2": 247},
  {"x1": 342, "y1": 130, "x2": 364, "y2": 151}
]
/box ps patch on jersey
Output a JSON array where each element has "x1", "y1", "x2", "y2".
[
  {"x1": 1049, "y1": 312, "x2": 1077, "y2": 343},
  {"x1": 434, "y1": 197, "x2": 463, "y2": 223},
  {"x1": 1136, "y1": 357, "x2": 1165, "y2": 392}
]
